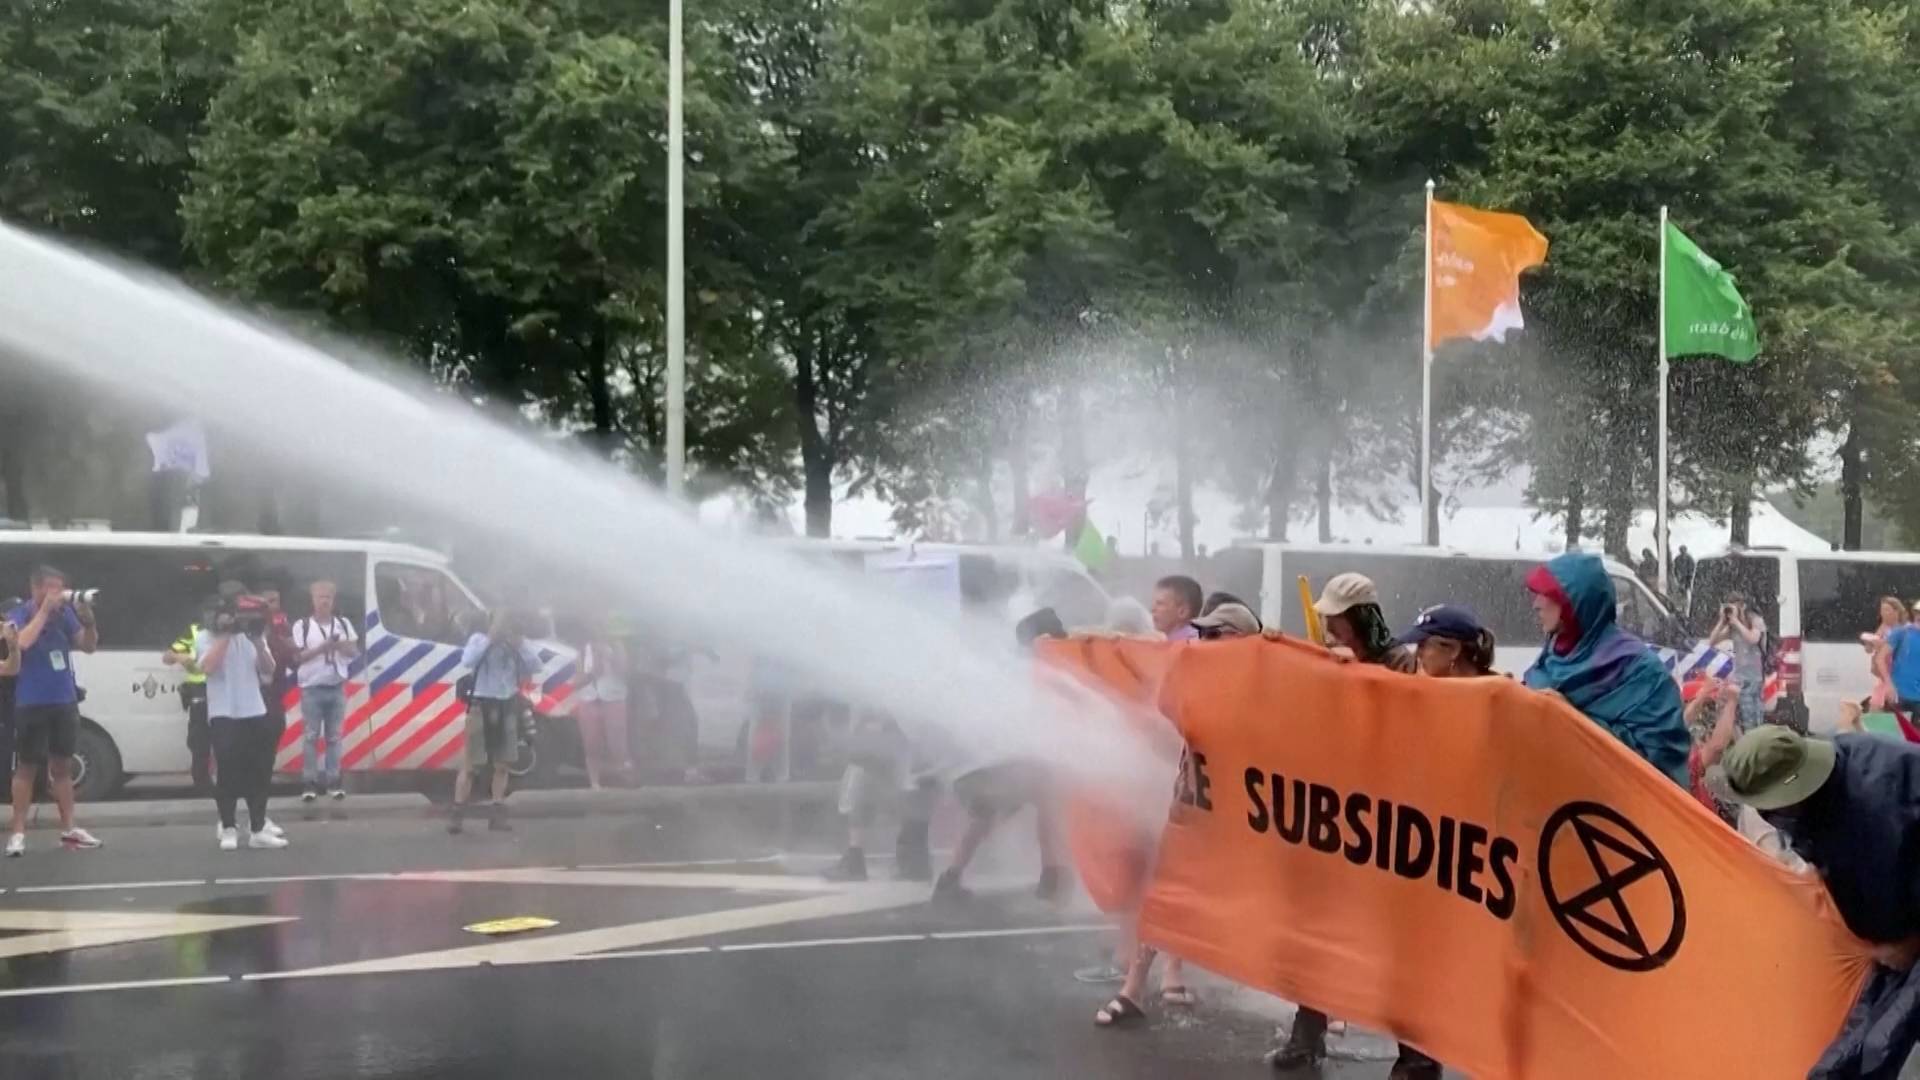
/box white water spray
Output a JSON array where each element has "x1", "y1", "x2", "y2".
[{"x1": 0, "y1": 223, "x2": 1171, "y2": 810}]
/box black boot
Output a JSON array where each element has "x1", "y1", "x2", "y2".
[
  {"x1": 894, "y1": 821, "x2": 932, "y2": 882},
  {"x1": 823, "y1": 847, "x2": 868, "y2": 882},
  {"x1": 1035, "y1": 865, "x2": 1063, "y2": 901},
  {"x1": 447, "y1": 805, "x2": 465, "y2": 835},
  {"x1": 1388, "y1": 1047, "x2": 1442, "y2": 1080},
  {"x1": 487, "y1": 802, "x2": 512, "y2": 832},
  {"x1": 932, "y1": 868, "x2": 971, "y2": 905},
  {"x1": 1264, "y1": 1008, "x2": 1329, "y2": 1071}
]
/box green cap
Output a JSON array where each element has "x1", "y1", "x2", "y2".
[{"x1": 1720, "y1": 727, "x2": 1837, "y2": 811}]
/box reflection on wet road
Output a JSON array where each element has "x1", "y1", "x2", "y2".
[{"x1": 0, "y1": 813, "x2": 1381, "y2": 1079}]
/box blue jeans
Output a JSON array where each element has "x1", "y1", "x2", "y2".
[
  {"x1": 300, "y1": 683, "x2": 349, "y2": 789},
  {"x1": 1737, "y1": 679, "x2": 1765, "y2": 732}
]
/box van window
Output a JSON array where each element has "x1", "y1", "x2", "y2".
[
  {"x1": 375, "y1": 562, "x2": 479, "y2": 645},
  {"x1": 1796, "y1": 560, "x2": 1920, "y2": 644},
  {"x1": 1611, "y1": 576, "x2": 1673, "y2": 643},
  {"x1": 1691, "y1": 556, "x2": 1780, "y2": 637}
]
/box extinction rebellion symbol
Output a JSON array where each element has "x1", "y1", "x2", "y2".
[{"x1": 1537, "y1": 801, "x2": 1686, "y2": 972}]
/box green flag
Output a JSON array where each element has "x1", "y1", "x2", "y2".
[
  {"x1": 1663, "y1": 221, "x2": 1759, "y2": 362},
  {"x1": 1071, "y1": 520, "x2": 1112, "y2": 574}
]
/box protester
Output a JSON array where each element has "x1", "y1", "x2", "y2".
[
  {"x1": 1637, "y1": 548, "x2": 1658, "y2": 586},
  {"x1": 1267, "y1": 573, "x2": 1430, "y2": 1076},
  {"x1": 824, "y1": 711, "x2": 932, "y2": 883},
  {"x1": 1672, "y1": 544, "x2": 1695, "y2": 593},
  {"x1": 452, "y1": 610, "x2": 541, "y2": 834},
  {"x1": 163, "y1": 610, "x2": 212, "y2": 793},
  {"x1": 0, "y1": 615, "x2": 17, "y2": 788},
  {"x1": 1200, "y1": 591, "x2": 1252, "y2": 617},
  {"x1": 932, "y1": 608, "x2": 1067, "y2": 904},
  {"x1": 196, "y1": 593, "x2": 286, "y2": 851},
  {"x1": 576, "y1": 618, "x2": 635, "y2": 791},
  {"x1": 1151, "y1": 576, "x2": 1204, "y2": 642},
  {"x1": 1312, "y1": 573, "x2": 1416, "y2": 671},
  {"x1": 1400, "y1": 604, "x2": 1497, "y2": 678},
  {"x1": 1104, "y1": 597, "x2": 1155, "y2": 637},
  {"x1": 1682, "y1": 677, "x2": 1741, "y2": 821},
  {"x1": 1523, "y1": 552, "x2": 1690, "y2": 785},
  {"x1": 257, "y1": 584, "x2": 298, "y2": 801},
  {"x1": 1720, "y1": 727, "x2": 1920, "y2": 1077},
  {"x1": 1880, "y1": 598, "x2": 1920, "y2": 715},
  {"x1": 1093, "y1": 604, "x2": 1260, "y2": 1029},
  {"x1": 292, "y1": 580, "x2": 359, "y2": 801},
  {"x1": 1709, "y1": 591, "x2": 1769, "y2": 730},
  {"x1": 5, "y1": 568, "x2": 103, "y2": 857}
]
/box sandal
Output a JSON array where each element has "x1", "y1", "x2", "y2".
[
  {"x1": 1160, "y1": 985, "x2": 1198, "y2": 1008},
  {"x1": 1094, "y1": 995, "x2": 1147, "y2": 1028}
]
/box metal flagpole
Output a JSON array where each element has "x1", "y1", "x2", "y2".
[
  {"x1": 1421, "y1": 179, "x2": 1436, "y2": 545},
  {"x1": 1657, "y1": 205, "x2": 1670, "y2": 595},
  {"x1": 665, "y1": 0, "x2": 687, "y2": 498}
]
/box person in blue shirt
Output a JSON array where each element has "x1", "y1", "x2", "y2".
[
  {"x1": 450, "y1": 610, "x2": 541, "y2": 834},
  {"x1": 5, "y1": 567, "x2": 103, "y2": 857},
  {"x1": 1883, "y1": 611, "x2": 1920, "y2": 712}
]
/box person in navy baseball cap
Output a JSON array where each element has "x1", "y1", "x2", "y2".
[{"x1": 1398, "y1": 604, "x2": 1498, "y2": 678}]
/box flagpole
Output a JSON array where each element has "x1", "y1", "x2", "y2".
[
  {"x1": 1657, "y1": 205, "x2": 1670, "y2": 596},
  {"x1": 1421, "y1": 178, "x2": 1435, "y2": 546}
]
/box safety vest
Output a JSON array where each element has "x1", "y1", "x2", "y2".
[{"x1": 172, "y1": 625, "x2": 207, "y2": 685}]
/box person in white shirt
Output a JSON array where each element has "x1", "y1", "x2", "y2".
[
  {"x1": 575, "y1": 621, "x2": 634, "y2": 791},
  {"x1": 292, "y1": 581, "x2": 360, "y2": 801},
  {"x1": 196, "y1": 598, "x2": 288, "y2": 851}
]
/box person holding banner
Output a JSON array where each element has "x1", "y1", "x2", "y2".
[
  {"x1": 1522, "y1": 552, "x2": 1690, "y2": 786},
  {"x1": 1268, "y1": 574, "x2": 1435, "y2": 1078},
  {"x1": 1400, "y1": 605, "x2": 1497, "y2": 678}
]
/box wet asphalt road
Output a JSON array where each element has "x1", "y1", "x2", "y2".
[{"x1": 0, "y1": 808, "x2": 1408, "y2": 1080}]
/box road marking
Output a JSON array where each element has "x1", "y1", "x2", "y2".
[
  {"x1": 257, "y1": 883, "x2": 932, "y2": 978},
  {"x1": 717, "y1": 933, "x2": 926, "y2": 952},
  {"x1": 14, "y1": 879, "x2": 208, "y2": 894},
  {"x1": 929, "y1": 925, "x2": 1106, "y2": 940},
  {"x1": 574, "y1": 855, "x2": 784, "y2": 871},
  {"x1": 384, "y1": 869, "x2": 844, "y2": 894},
  {"x1": 577, "y1": 946, "x2": 714, "y2": 960},
  {"x1": 0, "y1": 976, "x2": 231, "y2": 998},
  {"x1": 211, "y1": 873, "x2": 394, "y2": 886},
  {"x1": 0, "y1": 910, "x2": 295, "y2": 962}
]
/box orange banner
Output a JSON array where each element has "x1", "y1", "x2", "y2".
[
  {"x1": 1046, "y1": 635, "x2": 1870, "y2": 1079},
  {"x1": 1429, "y1": 199, "x2": 1549, "y2": 350}
]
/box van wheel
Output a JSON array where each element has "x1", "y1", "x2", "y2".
[{"x1": 69, "y1": 723, "x2": 125, "y2": 802}]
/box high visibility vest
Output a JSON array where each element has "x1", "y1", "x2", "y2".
[{"x1": 171, "y1": 625, "x2": 207, "y2": 685}]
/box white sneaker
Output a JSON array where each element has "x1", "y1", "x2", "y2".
[
  {"x1": 248, "y1": 830, "x2": 289, "y2": 850},
  {"x1": 261, "y1": 819, "x2": 286, "y2": 839},
  {"x1": 218, "y1": 827, "x2": 239, "y2": 852},
  {"x1": 4, "y1": 833, "x2": 23, "y2": 857},
  {"x1": 59, "y1": 828, "x2": 102, "y2": 850}
]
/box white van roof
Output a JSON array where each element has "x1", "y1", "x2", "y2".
[
  {"x1": 1692, "y1": 547, "x2": 1920, "y2": 565},
  {"x1": 0, "y1": 529, "x2": 452, "y2": 568},
  {"x1": 1228, "y1": 540, "x2": 1642, "y2": 579}
]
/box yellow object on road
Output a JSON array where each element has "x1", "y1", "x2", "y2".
[{"x1": 462, "y1": 917, "x2": 558, "y2": 936}]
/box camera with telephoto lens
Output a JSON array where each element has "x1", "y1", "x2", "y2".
[
  {"x1": 59, "y1": 588, "x2": 99, "y2": 606},
  {"x1": 212, "y1": 593, "x2": 270, "y2": 637}
]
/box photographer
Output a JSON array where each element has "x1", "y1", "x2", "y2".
[
  {"x1": 196, "y1": 594, "x2": 287, "y2": 851},
  {"x1": 451, "y1": 609, "x2": 540, "y2": 834},
  {"x1": 292, "y1": 580, "x2": 359, "y2": 801},
  {"x1": 1710, "y1": 592, "x2": 1769, "y2": 732},
  {"x1": 5, "y1": 567, "x2": 102, "y2": 857}
]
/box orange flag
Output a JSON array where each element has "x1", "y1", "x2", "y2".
[
  {"x1": 1429, "y1": 199, "x2": 1549, "y2": 350},
  {"x1": 1051, "y1": 635, "x2": 1869, "y2": 1079}
]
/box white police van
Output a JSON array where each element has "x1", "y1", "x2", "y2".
[{"x1": 0, "y1": 530, "x2": 577, "y2": 799}]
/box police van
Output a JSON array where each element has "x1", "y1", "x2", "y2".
[
  {"x1": 1679, "y1": 548, "x2": 1920, "y2": 733},
  {"x1": 0, "y1": 531, "x2": 577, "y2": 799},
  {"x1": 1210, "y1": 542, "x2": 1692, "y2": 677}
]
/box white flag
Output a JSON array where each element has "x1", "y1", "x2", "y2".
[{"x1": 146, "y1": 421, "x2": 211, "y2": 481}]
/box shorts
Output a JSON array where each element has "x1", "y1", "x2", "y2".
[
  {"x1": 953, "y1": 761, "x2": 1049, "y2": 819},
  {"x1": 13, "y1": 703, "x2": 79, "y2": 765},
  {"x1": 465, "y1": 697, "x2": 521, "y2": 769}
]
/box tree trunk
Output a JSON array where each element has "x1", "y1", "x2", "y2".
[
  {"x1": 585, "y1": 320, "x2": 616, "y2": 457},
  {"x1": 793, "y1": 340, "x2": 833, "y2": 539},
  {"x1": 1058, "y1": 385, "x2": 1088, "y2": 504},
  {"x1": 1315, "y1": 442, "x2": 1333, "y2": 543},
  {"x1": 977, "y1": 443, "x2": 999, "y2": 542},
  {"x1": 1730, "y1": 487, "x2": 1752, "y2": 548},
  {"x1": 1174, "y1": 398, "x2": 1196, "y2": 559},
  {"x1": 1840, "y1": 424, "x2": 1864, "y2": 550},
  {"x1": 1264, "y1": 433, "x2": 1297, "y2": 542},
  {"x1": 1565, "y1": 475, "x2": 1586, "y2": 549},
  {"x1": 1600, "y1": 460, "x2": 1632, "y2": 562},
  {"x1": 1009, "y1": 400, "x2": 1031, "y2": 537}
]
